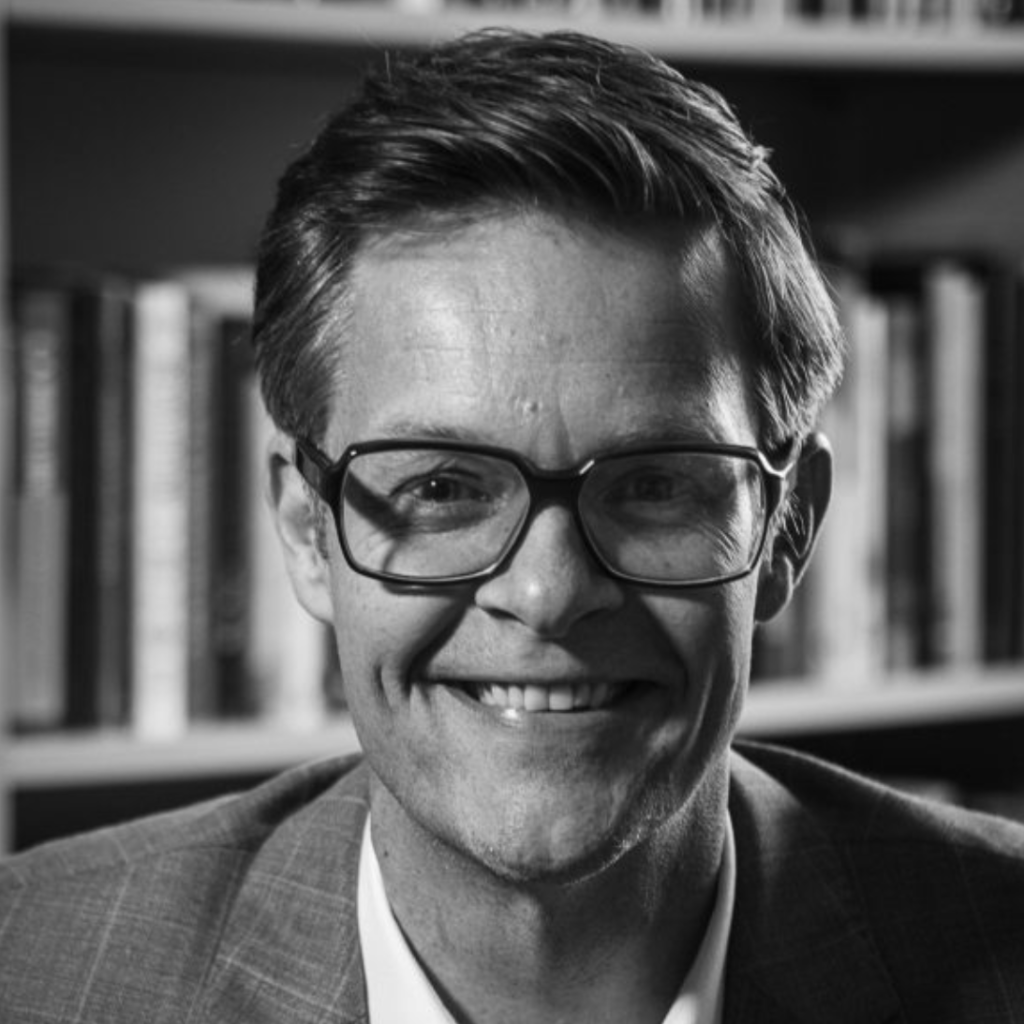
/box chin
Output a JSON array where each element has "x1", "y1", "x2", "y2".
[
  {"x1": 453, "y1": 786, "x2": 659, "y2": 887},
  {"x1": 468, "y1": 753, "x2": 724, "y2": 887},
  {"x1": 472, "y1": 833, "x2": 630, "y2": 888}
]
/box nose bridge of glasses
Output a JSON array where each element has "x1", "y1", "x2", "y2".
[
  {"x1": 502, "y1": 462, "x2": 608, "y2": 579},
  {"x1": 525, "y1": 462, "x2": 590, "y2": 509}
]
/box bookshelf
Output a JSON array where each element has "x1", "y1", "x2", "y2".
[
  {"x1": 3, "y1": 0, "x2": 1024, "y2": 853},
  {"x1": 6, "y1": 667, "x2": 1022, "y2": 790},
  {"x1": 10, "y1": 0, "x2": 1024, "y2": 71}
]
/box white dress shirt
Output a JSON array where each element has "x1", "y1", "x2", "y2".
[{"x1": 358, "y1": 815, "x2": 736, "y2": 1024}]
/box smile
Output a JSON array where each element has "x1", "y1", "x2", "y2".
[{"x1": 471, "y1": 680, "x2": 632, "y2": 712}]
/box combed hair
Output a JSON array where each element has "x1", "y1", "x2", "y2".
[{"x1": 253, "y1": 29, "x2": 844, "y2": 450}]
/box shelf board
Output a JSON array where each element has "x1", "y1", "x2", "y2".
[
  {"x1": 742, "y1": 664, "x2": 1024, "y2": 736},
  {"x1": 9, "y1": 0, "x2": 1024, "y2": 71},
  {"x1": 5, "y1": 716, "x2": 362, "y2": 788},
  {"x1": 4, "y1": 667, "x2": 1022, "y2": 787}
]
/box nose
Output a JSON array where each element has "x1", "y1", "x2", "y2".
[{"x1": 473, "y1": 504, "x2": 625, "y2": 638}]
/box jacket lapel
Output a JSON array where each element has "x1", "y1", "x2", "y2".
[
  {"x1": 186, "y1": 745, "x2": 907, "y2": 1023},
  {"x1": 724, "y1": 748, "x2": 902, "y2": 1024},
  {"x1": 191, "y1": 759, "x2": 372, "y2": 1024}
]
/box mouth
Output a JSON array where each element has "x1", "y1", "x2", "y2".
[{"x1": 464, "y1": 679, "x2": 635, "y2": 713}]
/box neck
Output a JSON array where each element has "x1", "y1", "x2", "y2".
[{"x1": 368, "y1": 767, "x2": 728, "y2": 1024}]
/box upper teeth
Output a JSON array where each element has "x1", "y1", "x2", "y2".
[{"x1": 475, "y1": 681, "x2": 627, "y2": 712}]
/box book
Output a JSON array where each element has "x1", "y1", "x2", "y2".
[
  {"x1": 62, "y1": 280, "x2": 102, "y2": 729},
  {"x1": 981, "y1": 262, "x2": 1024, "y2": 663},
  {"x1": 90, "y1": 279, "x2": 135, "y2": 728},
  {"x1": 175, "y1": 267, "x2": 257, "y2": 721},
  {"x1": 805, "y1": 268, "x2": 890, "y2": 686},
  {"x1": 9, "y1": 271, "x2": 136, "y2": 732},
  {"x1": 177, "y1": 265, "x2": 331, "y2": 728},
  {"x1": 884, "y1": 294, "x2": 927, "y2": 669},
  {"x1": 183, "y1": 286, "x2": 219, "y2": 723},
  {"x1": 11, "y1": 282, "x2": 71, "y2": 731},
  {"x1": 0, "y1": 300, "x2": 13, "y2": 731},
  {"x1": 924, "y1": 262, "x2": 985, "y2": 666},
  {"x1": 130, "y1": 279, "x2": 193, "y2": 739},
  {"x1": 1015, "y1": 263, "x2": 1024, "y2": 663},
  {"x1": 9, "y1": 263, "x2": 336, "y2": 737},
  {"x1": 63, "y1": 275, "x2": 136, "y2": 729}
]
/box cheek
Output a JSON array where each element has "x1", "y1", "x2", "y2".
[
  {"x1": 643, "y1": 580, "x2": 757, "y2": 715},
  {"x1": 327, "y1": 560, "x2": 466, "y2": 704}
]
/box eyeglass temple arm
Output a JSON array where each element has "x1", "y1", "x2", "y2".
[
  {"x1": 757, "y1": 438, "x2": 799, "y2": 517},
  {"x1": 293, "y1": 437, "x2": 333, "y2": 499}
]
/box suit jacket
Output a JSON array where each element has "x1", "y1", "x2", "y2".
[{"x1": 1, "y1": 741, "x2": 1022, "y2": 1023}]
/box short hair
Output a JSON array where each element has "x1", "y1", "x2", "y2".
[{"x1": 252, "y1": 28, "x2": 844, "y2": 452}]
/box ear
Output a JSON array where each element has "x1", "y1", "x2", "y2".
[
  {"x1": 754, "y1": 432, "x2": 832, "y2": 623},
  {"x1": 265, "y1": 431, "x2": 336, "y2": 625}
]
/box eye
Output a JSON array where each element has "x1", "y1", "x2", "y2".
[
  {"x1": 617, "y1": 472, "x2": 683, "y2": 503},
  {"x1": 398, "y1": 472, "x2": 493, "y2": 506},
  {"x1": 602, "y1": 468, "x2": 692, "y2": 506}
]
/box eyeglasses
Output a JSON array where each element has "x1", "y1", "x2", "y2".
[{"x1": 293, "y1": 438, "x2": 793, "y2": 588}]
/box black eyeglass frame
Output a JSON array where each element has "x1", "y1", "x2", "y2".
[{"x1": 293, "y1": 437, "x2": 794, "y2": 589}]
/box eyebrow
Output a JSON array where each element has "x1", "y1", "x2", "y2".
[
  {"x1": 365, "y1": 417, "x2": 737, "y2": 450},
  {"x1": 369, "y1": 420, "x2": 471, "y2": 443}
]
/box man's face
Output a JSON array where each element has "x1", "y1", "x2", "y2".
[{"x1": 314, "y1": 211, "x2": 763, "y2": 880}]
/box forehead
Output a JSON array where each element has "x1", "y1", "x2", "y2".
[{"x1": 329, "y1": 211, "x2": 758, "y2": 457}]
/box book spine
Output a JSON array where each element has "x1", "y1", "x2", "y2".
[
  {"x1": 806, "y1": 271, "x2": 890, "y2": 686},
  {"x1": 130, "y1": 281, "x2": 192, "y2": 739},
  {"x1": 884, "y1": 295, "x2": 927, "y2": 669},
  {"x1": 0, "y1": 297, "x2": 12, "y2": 737},
  {"x1": 93, "y1": 281, "x2": 134, "y2": 727},
  {"x1": 174, "y1": 267, "x2": 258, "y2": 721},
  {"x1": 980, "y1": 263, "x2": 1024, "y2": 663},
  {"x1": 925, "y1": 263, "x2": 985, "y2": 666},
  {"x1": 12, "y1": 285, "x2": 70, "y2": 731},
  {"x1": 1018, "y1": 266, "x2": 1024, "y2": 661},
  {"x1": 64, "y1": 285, "x2": 103, "y2": 728},
  {"x1": 210, "y1": 316, "x2": 254, "y2": 718},
  {"x1": 185, "y1": 302, "x2": 219, "y2": 723}
]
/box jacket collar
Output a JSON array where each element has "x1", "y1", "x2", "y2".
[
  {"x1": 191, "y1": 757, "x2": 373, "y2": 1024},
  {"x1": 191, "y1": 748, "x2": 903, "y2": 1024},
  {"x1": 724, "y1": 745, "x2": 902, "y2": 1024}
]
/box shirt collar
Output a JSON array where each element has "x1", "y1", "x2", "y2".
[{"x1": 358, "y1": 816, "x2": 735, "y2": 1024}]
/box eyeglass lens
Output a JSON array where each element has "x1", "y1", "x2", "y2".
[{"x1": 340, "y1": 448, "x2": 767, "y2": 583}]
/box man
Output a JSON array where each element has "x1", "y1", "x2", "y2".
[{"x1": 2, "y1": 28, "x2": 1022, "y2": 1024}]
